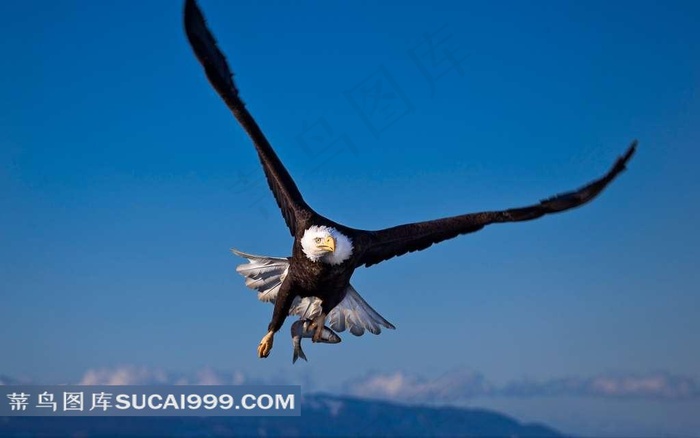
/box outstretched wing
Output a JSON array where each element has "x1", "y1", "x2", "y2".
[
  {"x1": 358, "y1": 142, "x2": 637, "y2": 268},
  {"x1": 184, "y1": 0, "x2": 313, "y2": 236},
  {"x1": 232, "y1": 250, "x2": 290, "y2": 303}
]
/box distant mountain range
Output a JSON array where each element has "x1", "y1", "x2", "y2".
[{"x1": 0, "y1": 393, "x2": 564, "y2": 437}]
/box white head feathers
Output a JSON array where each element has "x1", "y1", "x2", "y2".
[{"x1": 301, "y1": 225, "x2": 353, "y2": 265}]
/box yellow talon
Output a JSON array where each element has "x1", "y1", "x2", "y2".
[{"x1": 257, "y1": 331, "x2": 274, "y2": 358}]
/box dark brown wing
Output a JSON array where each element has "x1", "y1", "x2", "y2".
[
  {"x1": 357, "y1": 142, "x2": 637, "y2": 268},
  {"x1": 184, "y1": 0, "x2": 313, "y2": 236}
]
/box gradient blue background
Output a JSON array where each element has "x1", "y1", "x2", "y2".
[{"x1": 1, "y1": 1, "x2": 698, "y2": 436}]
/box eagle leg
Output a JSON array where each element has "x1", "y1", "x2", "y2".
[
  {"x1": 258, "y1": 280, "x2": 295, "y2": 358},
  {"x1": 309, "y1": 313, "x2": 327, "y2": 343},
  {"x1": 258, "y1": 331, "x2": 274, "y2": 358}
]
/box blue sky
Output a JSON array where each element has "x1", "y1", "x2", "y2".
[{"x1": 1, "y1": 0, "x2": 699, "y2": 435}]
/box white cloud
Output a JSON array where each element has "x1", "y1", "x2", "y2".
[
  {"x1": 4, "y1": 366, "x2": 698, "y2": 402},
  {"x1": 78, "y1": 366, "x2": 249, "y2": 386},
  {"x1": 343, "y1": 370, "x2": 700, "y2": 402},
  {"x1": 502, "y1": 372, "x2": 700, "y2": 400},
  {"x1": 343, "y1": 369, "x2": 493, "y2": 403},
  {"x1": 79, "y1": 365, "x2": 169, "y2": 385}
]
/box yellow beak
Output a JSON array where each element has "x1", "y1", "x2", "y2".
[{"x1": 318, "y1": 236, "x2": 335, "y2": 253}]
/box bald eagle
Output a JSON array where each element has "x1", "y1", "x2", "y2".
[{"x1": 184, "y1": 0, "x2": 636, "y2": 359}]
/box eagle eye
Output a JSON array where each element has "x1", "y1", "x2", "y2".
[{"x1": 314, "y1": 237, "x2": 322, "y2": 243}]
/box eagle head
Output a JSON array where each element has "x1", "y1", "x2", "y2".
[{"x1": 301, "y1": 225, "x2": 353, "y2": 265}]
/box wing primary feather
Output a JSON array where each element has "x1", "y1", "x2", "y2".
[
  {"x1": 184, "y1": 0, "x2": 314, "y2": 236},
  {"x1": 358, "y1": 141, "x2": 637, "y2": 267},
  {"x1": 232, "y1": 250, "x2": 290, "y2": 303}
]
